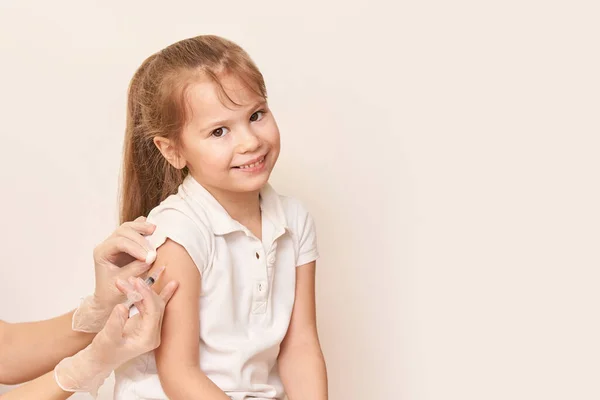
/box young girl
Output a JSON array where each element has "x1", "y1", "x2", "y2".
[{"x1": 114, "y1": 35, "x2": 328, "y2": 399}]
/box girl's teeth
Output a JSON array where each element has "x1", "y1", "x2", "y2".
[{"x1": 240, "y1": 158, "x2": 264, "y2": 169}]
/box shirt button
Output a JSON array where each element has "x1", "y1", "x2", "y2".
[
  {"x1": 257, "y1": 281, "x2": 268, "y2": 293},
  {"x1": 255, "y1": 252, "x2": 260, "y2": 259}
]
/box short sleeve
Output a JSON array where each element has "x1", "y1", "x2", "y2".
[
  {"x1": 146, "y1": 206, "x2": 211, "y2": 275},
  {"x1": 295, "y1": 202, "x2": 320, "y2": 267}
]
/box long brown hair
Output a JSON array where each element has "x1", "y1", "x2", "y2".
[{"x1": 119, "y1": 35, "x2": 267, "y2": 224}]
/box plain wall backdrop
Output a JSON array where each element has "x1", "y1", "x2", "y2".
[{"x1": 0, "y1": 1, "x2": 598, "y2": 399}]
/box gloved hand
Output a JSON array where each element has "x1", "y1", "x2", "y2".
[
  {"x1": 72, "y1": 216, "x2": 157, "y2": 332},
  {"x1": 55, "y1": 273, "x2": 178, "y2": 397}
]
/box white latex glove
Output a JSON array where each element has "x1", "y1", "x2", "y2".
[
  {"x1": 55, "y1": 272, "x2": 178, "y2": 397},
  {"x1": 72, "y1": 216, "x2": 158, "y2": 332}
]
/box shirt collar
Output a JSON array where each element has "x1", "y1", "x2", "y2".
[{"x1": 180, "y1": 174, "x2": 288, "y2": 236}]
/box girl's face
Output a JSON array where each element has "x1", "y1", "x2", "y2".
[{"x1": 160, "y1": 73, "x2": 280, "y2": 196}]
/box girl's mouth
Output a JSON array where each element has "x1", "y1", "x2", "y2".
[{"x1": 233, "y1": 154, "x2": 267, "y2": 172}]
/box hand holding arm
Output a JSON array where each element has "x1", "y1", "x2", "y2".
[{"x1": 72, "y1": 217, "x2": 157, "y2": 333}]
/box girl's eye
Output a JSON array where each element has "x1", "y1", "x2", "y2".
[
  {"x1": 212, "y1": 127, "x2": 230, "y2": 138},
  {"x1": 250, "y1": 110, "x2": 266, "y2": 122}
]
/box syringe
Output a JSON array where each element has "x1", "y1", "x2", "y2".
[{"x1": 122, "y1": 265, "x2": 166, "y2": 309}]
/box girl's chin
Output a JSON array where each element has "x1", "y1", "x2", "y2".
[{"x1": 231, "y1": 172, "x2": 271, "y2": 192}]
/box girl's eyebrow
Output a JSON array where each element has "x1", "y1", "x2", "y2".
[{"x1": 200, "y1": 100, "x2": 267, "y2": 131}]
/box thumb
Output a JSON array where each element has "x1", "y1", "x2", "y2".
[
  {"x1": 159, "y1": 281, "x2": 180, "y2": 305},
  {"x1": 103, "y1": 304, "x2": 128, "y2": 340}
]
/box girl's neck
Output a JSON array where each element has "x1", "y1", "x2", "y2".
[{"x1": 205, "y1": 185, "x2": 261, "y2": 228}]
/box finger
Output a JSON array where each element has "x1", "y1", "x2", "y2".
[
  {"x1": 103, "y1": 304, "x2": 128, "y2": 340},
  {"x1": 159, "y1": 281, "x2": 179, "y2": 305},
  {"x1": 118, "y1": 221, "x2": 156, "y2": 238},
  {"x1": 115, "y1": 225, "x2": 155, "y2": 255},
  {"x1": 115, "y1": 227, "x2": 156, "y2": 264},
  {"x1": 116, "y1": 278, "x2": 143, "y2": 307},
  {"x1": 110, "y1": 218, "x2": 154, "y2": 237},
  {"x1": 120, "y1": 260, "x2": 152, "y2": 280},
  {"x1": 115, "y1": 278, "x2": 134, "y2": 295},
  {"x1": 103, "y1": 236, "x2": 150, "y2": 264}
]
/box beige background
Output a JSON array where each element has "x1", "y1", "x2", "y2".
[{"x1": 1, "y1": 0, "x2": 599, "y2": 399}]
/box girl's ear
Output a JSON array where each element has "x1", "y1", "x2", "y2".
[{"x1": 153, "y1": 137, "x2": 186, "y2": 170}]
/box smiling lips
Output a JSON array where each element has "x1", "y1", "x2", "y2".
[{"x1": 234, "y1": 154, "x2": 266, "y2": 171}]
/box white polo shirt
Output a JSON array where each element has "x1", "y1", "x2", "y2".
[{"x1": 114, "y1": 175, "x2": 319, "y2": 400}]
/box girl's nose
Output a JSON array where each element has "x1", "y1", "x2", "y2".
[{"x1": 236, "y1": 126, "x2": 261, "y2": 153}]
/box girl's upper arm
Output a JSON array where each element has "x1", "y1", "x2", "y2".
[
  {"x1": 281, "y1": 261, "x2": 320, "y2": 350},
  {"x1": 149, "y1": 239, "x2": 202, "y2": 380}
]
